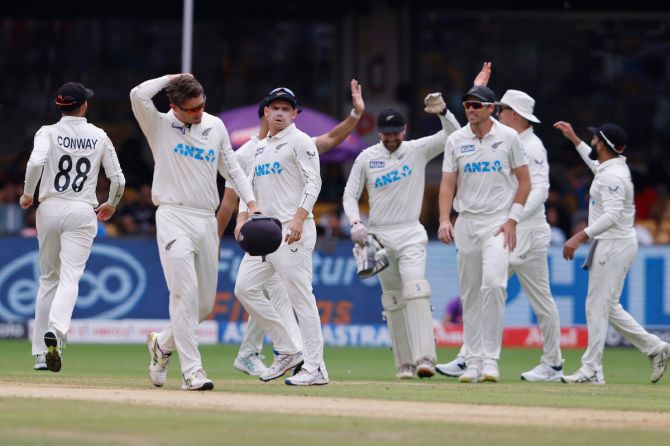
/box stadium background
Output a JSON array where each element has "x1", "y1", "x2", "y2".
[{"x1": 1, "y1": 0, "x2": 669, "y2": 348}]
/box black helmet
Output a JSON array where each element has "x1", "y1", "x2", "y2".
[{"x1": 238, "y1": 215, "x2": 282, "y2": 257}]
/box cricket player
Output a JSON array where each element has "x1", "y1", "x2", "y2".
[
  {"x1": 233, "y1": 87, "x2": 327, "y2": 386},
  {"x1": 21, "y1": 82, "x2": 125, "y2": 372},
  {"x1": 438, "y1": 85, "x2": 530, "y2": 383},
  {"x1": 130, "y1": 74, "x2": 258, "y2": 391},
  {"x1": 342, "y1": 97, "x2": 461, "y2": 379},
  {"x1": 554, "y1": 121, "x2": 670, "y2": 384},
  {"x1": 437, "y1": 88, "x2": 563, "y2": 382},
  {"x1": 218, "y1": 80, "x2": 365, "y2": 377}
]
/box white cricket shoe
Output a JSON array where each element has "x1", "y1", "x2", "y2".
[
  {"x1": 44, "y1": 331, "x2": 62, "y2": 372},
  {"x1": 481, "y1": 360, "x2": 499, "y2": 383},
  {"x1": 259, "y1": 352, "x2": 303, "y2": 382},
  {"x1": 650, "y1": 342, "x2": 670, "y2": 383},
  {"x1": 561, "y1": 368, "x2": 605, "y2": 384},
  {"x1": 182, "y1": 368, "x2": 214, "y2": 391},
  {"x1": 34, "y1": 353, "x2": 47, "y2": 371},
  {"x1": 147, "y1": 332, "x2": 171, "y2": 387},
  {"x1": 458, "y1": 364, "x2": 482, "y2": 383},
  {"x1": 234, "y1": 353, "x2": 268, "y2": 377},
  {"x1": 285, "y1": 366, "x2": 329, "y2": 386},
  {"x1": 521, "y1": 363, "x2": 563, "y2": 382},
  {"x1": 435, "y1": 357, "x2": 466, "y2": 378},
  {"x1": 416, "y1": 356, "x2": 436, "y2": 379},
  {"x1": 395, "y1": 364, "x2": 415, "y2": 379}
]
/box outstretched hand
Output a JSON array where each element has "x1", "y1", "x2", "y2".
[
  {"x1": 351, "y1": 79, "x2": 364, "y2": 117},
  {"x1": 473, "y1": 62, "x2": 492, "y2": 87},
  {"x1": 553, "y1": 121, "x2": 582, "y2": 146},
  {"x1": 424, "y1": 92, "x2": 446, "y2": 114}
]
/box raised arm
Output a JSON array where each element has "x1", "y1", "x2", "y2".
[
  {"x1": 314, "y1": 79, "x2": 364, "y2": 154},
  {"x1": 554, "y1": 121, "x2": 598, "y2": 173},
  {"x1": 473, "y1": 61, "x2": 492, "y2": 87}
]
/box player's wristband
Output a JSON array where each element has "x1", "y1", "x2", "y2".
[
  {"x1": 350, "y1": 108, "x2": 362, "y2": 119},
  {"x1": 508, "y1": 202, "x2": 524, "y2": 223}
]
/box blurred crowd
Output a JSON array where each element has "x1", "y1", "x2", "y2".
[{"x1": 2, "y1": 150, "x2": 669, "y2": 245}]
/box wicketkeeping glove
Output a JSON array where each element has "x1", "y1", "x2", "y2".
[
  {"x1": 424, "y1": 92, "x2": 446, "y2": 114},
  {"x1": 350, "y1": 220, "x2": 368, "y2": 245}
]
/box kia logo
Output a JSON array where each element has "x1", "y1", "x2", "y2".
[{"x1": 0, "y1": 244, "x2": 146, "y2": 320}]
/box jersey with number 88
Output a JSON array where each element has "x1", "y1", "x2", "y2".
[{"x1": 28, "y1": 116, "x2": 123, "y2": 207}]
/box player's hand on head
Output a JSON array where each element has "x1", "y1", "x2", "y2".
[
  {"x1": 424, "y1": 93, "x2": 446, "y2": 114},
  {"x1": 437, "y1": 221, "x2": 454, "y2": 244},
  {"x1": 473, "y1": 62, "x2": 492, "y2": 87}
]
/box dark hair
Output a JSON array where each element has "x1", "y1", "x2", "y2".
[
  {"x1": 165, "y1": 75, "x2": 204, "y2": 106},
  {"x1": 57, "y1": 103, "x2": 84, "y2": 114}
]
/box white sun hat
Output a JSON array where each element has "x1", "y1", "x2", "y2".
[{"x1": 498, "y1": 89, "x2": 540, "y2": 123}]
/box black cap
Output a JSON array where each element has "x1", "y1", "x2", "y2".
[
  {"x1": 238, "y1": 215, "x2": 283, "y2": 257},
  {"x1": 265, "y1": 87, "x2": 298, "y2": 109},
  {"x1": 461, "y1": 85, "x2": 496, "y2": 103},
  {"x1": 55, "y1": 82, "x2": 94, "y2": 107},
  {"x1": 588, "y1": 123, "x2": 628, "y2": 153},
  {"x1": 257, "y1": 96, "x2": 269, "y2": 118},
  {"x1": 377, "y1": 109, "x2": 406, "y2": 133}
]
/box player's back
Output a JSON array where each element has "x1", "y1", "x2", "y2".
[{"x1": 35, "y1": 116, "x2": 110, "y2": 207}]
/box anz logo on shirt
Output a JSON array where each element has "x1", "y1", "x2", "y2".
[
  {"x1": 173, "y1": 143, "x2": 216, "y2": 163},
  {"x1": 373, "y1": 164, "x2": 412, "y2": 188},
  {"x1": 463, "y1": 160, "x2": 503, "y2": 173},
  {"x1": 255, "y1": 161, "x2": 283, "y2": 177}
]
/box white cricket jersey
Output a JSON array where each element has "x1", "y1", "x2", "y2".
[
  {"x1": 442, "y1": 118, "x2": 527, "y2": 215},
  {"x1": 240, "y1": 123, "x2": 321, "y2": 223},
  {"x1": 574, "y1": 142, "x2": 635, "y2": 239},
  {"x1": 517, "y1": 127, "x2": 549, "y2": 229},
  {"x1": 130, "y1": 75, "x2": 254, "y2": 212},
  {"x1": 343, "y1": 112, "x2": 461, "y2": 229},
  {"x1": 24, "y1": 116, "x2": 125, "y2": 207}
]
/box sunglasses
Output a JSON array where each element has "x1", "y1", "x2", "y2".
[
  {"x1": 177, "y1": 95, "x2": 206, "y2": 114},
  {"x1": 463, "y1": 101, "x2": 493, "y2": 110}
]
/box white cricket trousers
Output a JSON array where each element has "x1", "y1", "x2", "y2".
[
  {"x1": 238, "y1": 273, "x2": 303, "y2": 358},
  {"x1": 509, "y1": 223, "x2": 562, "y2": 367},
  {"x1": 32, "y1": 198, "x2": 97, "y2": 355},
  {"x1": 235, "y1": 219, "x2": 324, "y2": 372},
  {"x1": 154, "y1": 205, "x2": 218, "y2": 377},
  {"x1": 375, "y1": 222, "x2": 437, "y2": 365},
  {"x1": 454, "y1": 212, "x2": 509, "y2": 364},
  {"x1": 581, "y1": 237, "x2": 665, "y2": 374}
]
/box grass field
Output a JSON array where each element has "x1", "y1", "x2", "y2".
[{"x1": 1, "y1": 340, "x2": 669, "y2": 446}]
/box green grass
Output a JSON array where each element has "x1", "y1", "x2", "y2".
[{"x1": 1, "y1": 340, "x2": 669, "y2": 446}]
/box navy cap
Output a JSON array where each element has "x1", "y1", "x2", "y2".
[
  {"x1": 257, "y1": 96, "x2": 269, "y2": 118},
  {"x1": 55, "y1": 82, "x2": 94, "y2": 107},
  {"x1": 238, "y1": 215, "x2": 283, "y2": 257},
  {"x1": 377, "y1": 109, "x2": 406, "y2": 133},
  {"x1": 588, "y1": 123, "x2": 628, "y2": 153},
  {"x1": 461, "y1": 85, "x2": 496, "y2": 103},
  {"x1": 265, "y1": 87, "x2": 298, "y2": 109}
]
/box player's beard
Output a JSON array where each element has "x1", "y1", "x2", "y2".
[{"x1": 588, "y1": 143, "x2": 599, "y2": 160}]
